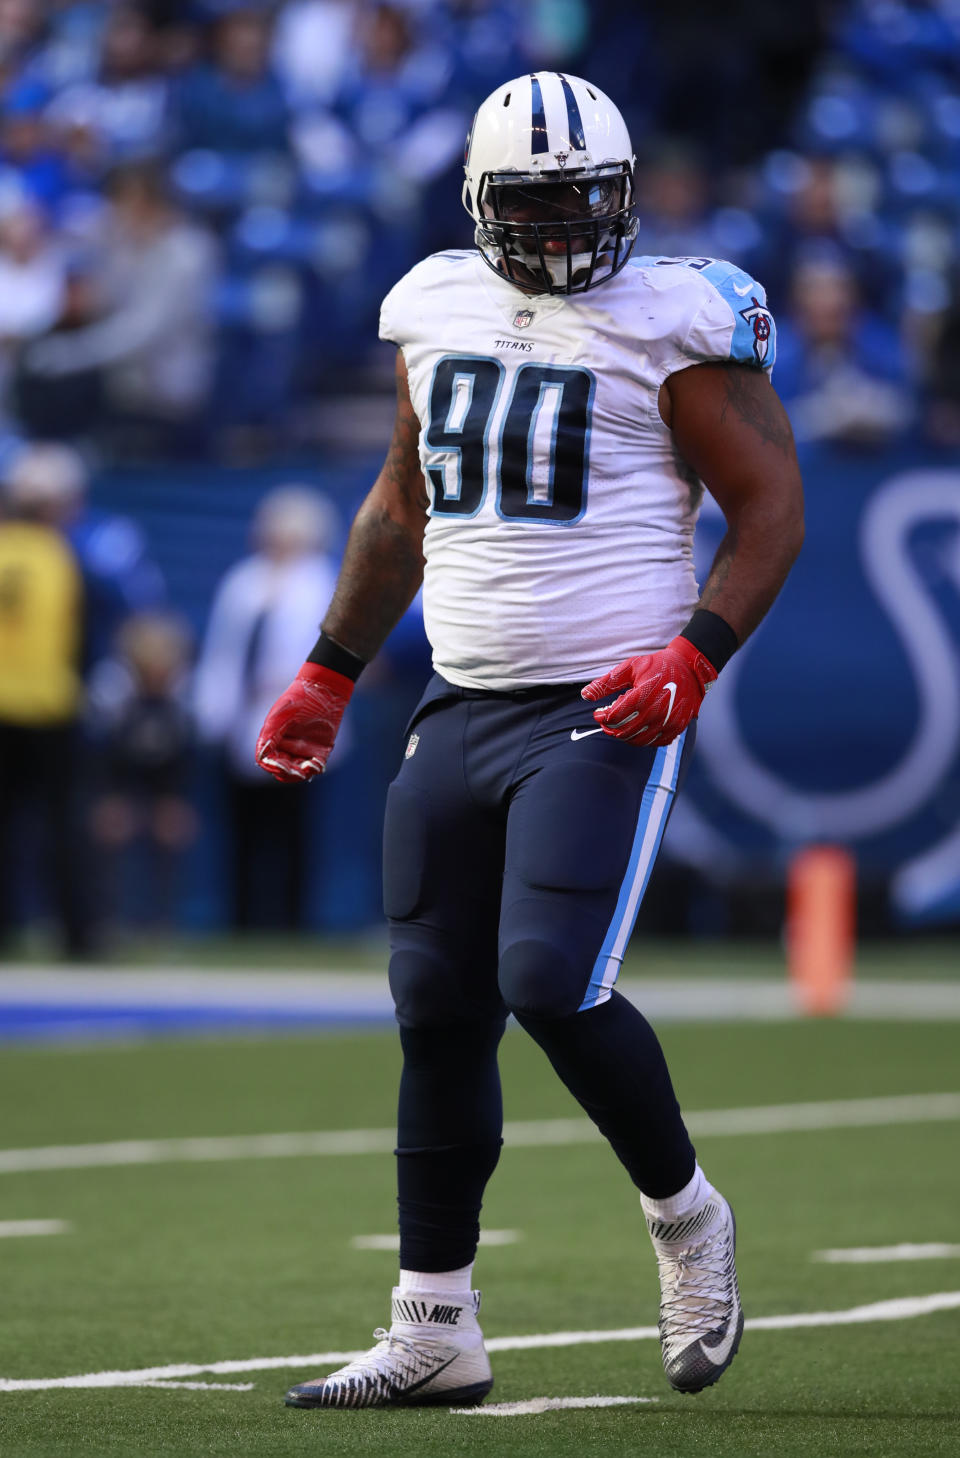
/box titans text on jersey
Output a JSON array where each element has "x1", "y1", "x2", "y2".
[{"x1": 380, "y1": 250, "x2": 776, "y2": 690}]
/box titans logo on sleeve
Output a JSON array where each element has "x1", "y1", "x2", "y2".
[{"x1": 739, "y1": 298, "x2": 774, "y2": 364}]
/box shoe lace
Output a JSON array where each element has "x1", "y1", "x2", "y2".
[
  {"x1": 339, "y1": 1329, "x2": 439, "y2": 1390},
  {"x1": 657, "y1": 1224, "x2": 735, "y2": 1362}
]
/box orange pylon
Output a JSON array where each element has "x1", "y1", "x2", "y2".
[{"x1": 786, "y1": 845, "x2": 856, "y2": 1015}]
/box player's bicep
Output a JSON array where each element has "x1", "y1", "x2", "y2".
[
  {"x1": 321, "y1": 352, "x2": 427, "y2": 656},
  {"x1": 369, "y1": 351, "x2": 429, "y2": 529},
  {"x1": 662, "y1": 361, "x2": 803, "y2": 523}
]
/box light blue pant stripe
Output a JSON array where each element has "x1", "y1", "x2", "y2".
[{"x1": 578, "y1": 732, "x2": 686, "y2": 1012}]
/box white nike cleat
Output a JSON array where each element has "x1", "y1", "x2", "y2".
[
  {"x1": 284, "y1": 1289, "x2": 493, "y2": 1409},
  {"x1": 646, "y1": 1192, "x2": 743, "y2": 1394}
]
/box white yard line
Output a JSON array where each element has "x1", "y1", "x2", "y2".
[
  {"x1": 1, "y1": 1092, "x2": 958, "y2": 1175},
  {"x1": 687, "y1": 1092, "x2": 960, "y2": 1136},
  {"x1": 452, "y1": 1395, "x2": 659, "y2": 1415},
  {"x1": 0, "y1": 969, "x2": 395, "y2": 1010},
  {"x1": 1, "y1": 1291, "x2": 958, "y2": 1393},
  {"x1": 140, "y1": 1381, "x2": 255, "y2": 1392},
  {"x1": 351, "y1": 1229, "x2": 521, "y2": 1251},
  {"x1": 813, "y1": 1243, "x2": 960, "y2": 1264},
  {"x1": 0, "y1": 1220, "x2": 70, "y2": 1238}
]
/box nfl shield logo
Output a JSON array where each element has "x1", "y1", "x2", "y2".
[
  {"x1": 405, "y1": 733, "x2": 420, "y2": 759},
  {"x1": 514, "y1": 308, "x2": 534, "y2": 330}
]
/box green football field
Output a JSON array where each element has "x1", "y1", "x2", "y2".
[{"x1": 1, "y1": 992, "x2": 959, "y2": 1455}]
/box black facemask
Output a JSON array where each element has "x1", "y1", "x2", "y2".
[{"x1": 474, "y1": 164, "x2": 639, "y2": 295}]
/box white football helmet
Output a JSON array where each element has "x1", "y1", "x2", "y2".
[{"x1": 463, "y1": 72, "x2": 638, "y2": 296}]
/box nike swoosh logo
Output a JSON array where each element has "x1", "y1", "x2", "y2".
[
  {"x1": 662, "y1": 682, "x2": 677, "y2": 726},
  {"x1": 391, "y1": 1353, "x2": 459, "y2": 1397},
  {"x1": 700, "y1": 1312, "x2": 741, "y2": 1368},
  {"x1": 732, "y1": 279, "x2": 753, "y2": 295},
  {"x1": 570, "y1": 727, "x2": 604, "y2": 741}
]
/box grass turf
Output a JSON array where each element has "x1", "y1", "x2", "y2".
[{"x1": 0, "y1": 1017, "x2": 958, "y2": 1456}]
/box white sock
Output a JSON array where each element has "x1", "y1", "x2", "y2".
[
  {"x1": 641, "y1": 1163, "x2": 712, "y2": 1222},
  {"x1": 398, "y1": 1263, "x2": 474, "y2": 1296}
]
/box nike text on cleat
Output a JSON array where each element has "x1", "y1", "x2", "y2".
[
  {"x1": 284, "y1": 1289, "x2": 493, "y2": 1409},
  {"x1": 646, "y1": 1193, "x2": 744, "y2": 1395}
]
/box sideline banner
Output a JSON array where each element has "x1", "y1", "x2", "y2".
[{"x1": 675, "y1": 443, "x2": 960, "y2": 925}]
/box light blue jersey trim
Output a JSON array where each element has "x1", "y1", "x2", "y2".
[
  {"x1": 699, "y1": 259, "x2": 776, "y2": 371},
  {"x1": 629, "y1": 255, "x2": 776, "y2": 372},
  {"x1": 578, "y1": 732, "x2": 687, "y2": 1012}
]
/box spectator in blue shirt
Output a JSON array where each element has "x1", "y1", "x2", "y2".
[
  {"x1": 176, "y1": 7, "x2": 289, "y2": 154},
  {"x1": 45, "y1": 5, "x2": 171, "y2": 167},
  {"x1": 775, "y1": 248, "x2": 914, "y2": 445},
  {"x1": 0, "y1": 78, "x2": 69, "y2": 212}
]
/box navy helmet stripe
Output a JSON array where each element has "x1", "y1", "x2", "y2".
[
  {"x1": 557, "y1": 74, "x2": 586, "y2": 151},
  {"x1": 530, "y1": 74, "x2": 549, "y2": 153}
]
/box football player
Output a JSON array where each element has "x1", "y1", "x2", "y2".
[{"x1": 257, "y1": 71, "x2": 804, "y2": 1408}]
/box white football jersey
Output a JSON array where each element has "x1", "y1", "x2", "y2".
[{"x1": 379, "y1": 249, "x2": 775, "y2": 690}]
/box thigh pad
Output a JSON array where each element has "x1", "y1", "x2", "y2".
[
  {"x1": 509, "y1": 762, "x2": 638, "y2": 893},
  {"x1": 382, "y1": 781, "x2": 428, "y2": 921}
]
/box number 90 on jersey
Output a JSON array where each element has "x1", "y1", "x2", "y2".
[{"x1": 424, "y1": 354, "x2": 595, "y2": 524}]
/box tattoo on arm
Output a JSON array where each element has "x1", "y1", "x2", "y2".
[
  {"x1": 667, "y1": 361, "x2": 804, "y2": 644},
  {"x1": 718, "y1": 366, "x2": 794, "y2": 455},
  {"x1": 322, "y1": 355, "x2": 428, "y2": 661},
  {"x1": 323, "y1": 505, "x2": 424, "y2": 661},
  {"x1": 381, "y1": 362, "x2": 429, "y2": 514},
  {"x1": 698, "y1": 524, "x2": 737, "y2": 613}
]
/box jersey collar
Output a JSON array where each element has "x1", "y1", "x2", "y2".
[{"x1": 473, "y1": 251, "x2": 569, "y2": 328}]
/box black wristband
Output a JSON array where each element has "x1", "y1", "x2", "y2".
[
  {"x1": 306, "y1": 630, "x2": 367, "y2": 682},
  {"x1": 679, "y1": 609, "x2": 739, "y2": 673}
]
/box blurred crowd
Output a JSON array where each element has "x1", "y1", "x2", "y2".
[
  {"x1": 0, "y1": 437, "x2": 429, "y2": 951},
  {"x1": 0, "y1": 0, "x2": 598, "y2": 456},
  {"x1": 0, "y1": 0, "x2": 957, "y2": 458},
  {"x1": 2, "y1": 0, "x2": 960, "y2": 949}
]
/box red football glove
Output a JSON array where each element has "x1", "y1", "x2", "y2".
[
  {"x1": 255, "y1": 662, "x2": 354, "y2": 783},
  {"x1": 581, "y1": 636, "x2": 718, "y2": 748}
]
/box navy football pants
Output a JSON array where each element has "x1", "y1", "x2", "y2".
[{"x1": 383, "y1": 674, "x2": 698, "y2": 1271}]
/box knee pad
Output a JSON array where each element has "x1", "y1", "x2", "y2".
[
  {"x1": 389, "y1": 949, "x2": 459, "y2": 1027},
  {"x1": 498, "y1": 936, "x2": 584, "y2": 1020},
  {"x1": 389, "y1": 948, "x2": 506, "y2": 1027}
]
